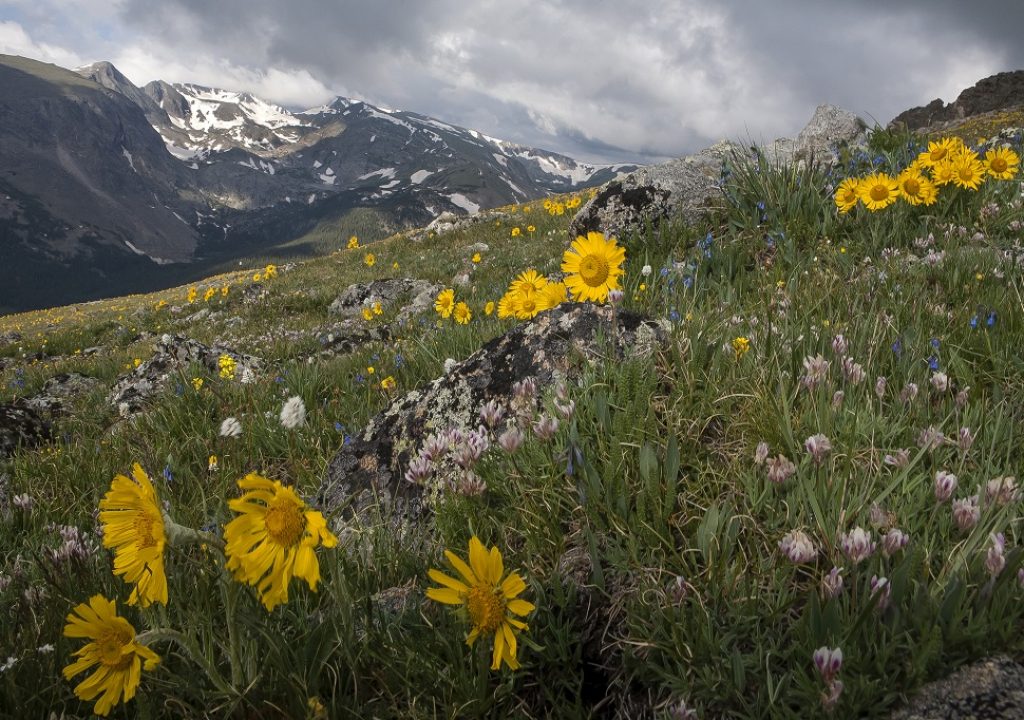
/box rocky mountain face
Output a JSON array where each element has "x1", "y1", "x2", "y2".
[
  {"x1": 0, "y1": 54, "x2": 635, "y2": 313},
  {"x1": 888, "y1": 70, "x2": 1024, "y2": 131}
]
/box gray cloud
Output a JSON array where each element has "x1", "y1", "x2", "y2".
[{"x1": 3, "y1": 0, "x2": 1023, "y2": 162}]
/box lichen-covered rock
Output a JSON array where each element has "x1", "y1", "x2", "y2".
[
  {"x1": 568, "y1": 104, "x2": 865, "y2": 243},
  {"x1": 0, "y1": 401, "x2": 50, "y2": 456},
  {"x1": 318, "y1": 303, "x2": 666, "y2": 527},
  {"x1": 316, "y1": 321, "x2": 391, "y2": 356},
  {"x1": 328, "y1": 277, "x2": 443, "y2": 325},
  {"x1": 889, "y1": 70, "x2": 1024, "y2": 131},
  {"x1": 23, "y1": 373, "x2": 102, "y2": 416},
  {"x1": 889, "y1": 656, "x2": 1024, "y2": 720},
  {"x1": 109, "y1": 335, "x2": 262, "y2": 415}
]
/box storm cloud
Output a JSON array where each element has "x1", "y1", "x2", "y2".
[{"x1": 2, "y1": 0, "x2": 1023, "y2": 162}]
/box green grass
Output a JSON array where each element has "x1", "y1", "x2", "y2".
[{"x1": 1, "y1": 133, "x2": 1024, "y2": 720}]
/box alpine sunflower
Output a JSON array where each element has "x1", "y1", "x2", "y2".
[
  {"x1": 931, "y1": 159, "x2": 956, "y2": 186},
  {"x1": 63, "y1": 595, "x2": 160, "y2": 717},
  {"x1": 513, "y1": 290, "x2": 543, "y2": 320},
  {"x1": 223, "y1": 474, "x2": 338, "y2": 611},
  {"x1": 561, "y1": 231, "x2": 626, "y2": 302},
  {"x1": 453, "y1": 301, "x2": 472, "y2": 325},
  {"x1": 427, "y1": 536, "x2": 535, "y2": 671},
  {"x1": 833, "y1": 177, "x2": 861, "y2": 214},
  {"x1": 496, "y1": 292, "x2": 516, "y2": 319},
  {"x1": 98, "y1": 464, "x2": 168, "y2": 607},
  {"x1": 984, "y1": 146, "x2": 1020, "y2": 180},
  {"x1": 917, "y1": 137, "x2": 961, "y2": 168},
  {"x1": 538, "y1": 280, "x2": 568, "y2": 311},
  {"x1": 857, "y1": 172, "x2": 899, "y2": 211},
  {"x1": 951, "y1": 152, "x2": 985, "y2": 190},
  {"x1": 434, "y1": 289, "x2": 456, "y2": 318},
  {"x1": 510, "y1": 269, "x2": 548, "y2": 296},
  {"x1": 896, "y1": 169, "x2": 937, "y2": 206}
]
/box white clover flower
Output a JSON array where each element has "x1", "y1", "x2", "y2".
[
  {"x1": 219, "y1": 416, "x2": 243, "y2": 438},
  {"x1": 280, "y1": 396, "x2": 307, "y2": 429}
]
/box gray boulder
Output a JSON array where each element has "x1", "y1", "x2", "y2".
[
  {"x1": 23, "y1": 373, "x2": 103, "y2": 416},
  {"x1": 568, "y1": 104, "x2": 866, "y2": 243},
  {"x1": 328, "y1": 278, "x2": 442, "y2": 325},
  {"x1": 316, "y1": 321, "x2": 392, "y2": 357},
  {"x1": 0, "y1": 402, "x2": 49, "y2": 456},
  {"x1": 889, "y1": 656, "x2": 1024, "y2": 720},
  {"x1": 109, "y1": 335, "x2": 262, "y2": 415},
  {"x1": 318, "y1": 303, "x2": 666, "y2": 528}
]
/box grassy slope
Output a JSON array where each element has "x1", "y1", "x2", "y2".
[{"x1": 0, "y1": 125, "x2": 1023, "y2": 719}]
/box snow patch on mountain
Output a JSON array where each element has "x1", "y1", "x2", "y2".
[
  {"x1": 448, "y1": 193, "x2": 480, "y2": 214},
  {"x1": 410, "y1": 169, "x2": 433, "y2": 184},
  {"x1": 358, "y1": 168, "x2": 397, "y2": 181}
]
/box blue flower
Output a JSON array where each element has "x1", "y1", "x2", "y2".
[
  {"x1": 930, "y1": 337, "x2": 940, "y2": 349},
  {"x1": 669, "y1": 309, "x2": 681, "y2": 322},
  {"x1": 892, "y1": 339, "x2": 902, "y2": 357},
  {"x1": 660, "y1": 267, "x2": 670, "y2": 277},
  {"x1": 683, "y1": 276, "x2": 694, "y2": 289},
  {"x1": 354, "y1": 374, "x2": 365, "y2": 384},
  {"x1": 162, "y1": 466, "x2": 173, "y2": 484},
  {"x1": 394, "y1": 354, "x2": 404, "y2": 368},
  {"x1": 334, "y1": 422, "x2": 345, "y2": 432},
  {"x1": 987, "y1": 311, "x2": 997, "y2": 327},
  {"x1": 928, "y1": 355, "x2": 939, "y2": 371},
  {"x1": 970, "y1": 315, "x2": 979, "y2": 329}
]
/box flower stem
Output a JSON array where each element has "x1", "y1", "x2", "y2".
[
  {"x1": 222, "y1": 575, "x2": 244, "y2": 687},
  {"x1": 137, "y1": 628, "x2": 235, "y2": 696}
]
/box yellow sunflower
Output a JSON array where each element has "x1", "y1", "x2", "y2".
[
  {"x1": 857, "y1": 172, "x2": 899, "y2": 211},
  {"x1": 513, "y1": 290, "x2": 543, "y2": 320},
  {"x1": 223, "y1": 474, "x2": 338, "y2": 611},
  {"x1": 496, "y1": 292, "x2": 517, "y2": 319},
  {"x1": 833, "y1": 177, "x2": 861, "y2": 214},
  {"x1": 510, "y1": 269, "x2": 548, "y2": 296},
  {"x1": 896, "y1": 169, "x2": 937, "y2": 206},
  {"x1": 561, "y1": 231, "x2": 626, "y2": 302},
  {"x1": 63, "y1": 595, "x2": 160, "y2": 717},
  {"x1": 427, "y1": 536, "x2": 535, "y2": 671},
  {"x1": 917, "y1": 137, "x2": 961, "y2": 168},
  {"x1": 931, "y1": 159, "x2": 956, "y2": 186},
  {"x1": 453, "y1": 301, "x2": 472, "y2": 325},
  {"x1": 434, "y1": 288, "x2": 456, "y2": 318},
  {"x1": 984, "y1": 146, "x2": 1020, "y2": 180},
  {"x1": 98, "y1": 464, "x2": 168, "y2": 607},
  {"x1": 538, "y1": 280, "x2": 568, "y2": 311},
  {"x1": 951, "y1": 153, "x2": 985, "y2": 190}
]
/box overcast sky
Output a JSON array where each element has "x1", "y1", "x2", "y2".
[{"x1": 1, "y1": 0, "x2": 1022, "y2": 163}]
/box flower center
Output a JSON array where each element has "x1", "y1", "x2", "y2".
[
  {"x1": 520, "y1": 297, "x2": 537, "y2": 314},
  {"x1": 264, "y1": 497, "x2": 307, "y2": 547},
  {"x1": 869, "y1": 184, "x2": 890, "y2": 202},
  {"x1": 134, "y1": 511, "x2": 160, "y2": 550},
  {"x1": 578, "y1": 254, "x2": 610, "y2": 287},
  {"x1": 97, "y1": 629, "x2": 135, "y2": 669},
  {"x1": 902, "y1": 178, "x2": 920, "y2": 196},
  {"x1": 466, "y1": 586, "x2": 506, "y2": 633},
  {"x1": 958, "y1": 166, "x2": 974, "y2": 181},
  {"x1": 991, "y1": 157, "x2": 1007, "y2": 173}
]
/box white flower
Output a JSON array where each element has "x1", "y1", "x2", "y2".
[
  {"x1": 240, "y1": 366, "x2": 256, "y2": 384},
  {"x1": 280, "y1": 396, "x2": 307, "y2": 429},
  {"x1": 219, "y1": 416, "x2": 243, "y2": 438},
  {"x1": 779, "y1": 529, "x2": 817, "y2": 564},
  {"x1": 443, "y1": 358, "x2": 457, "y2": 374},
  {"x1": 641, "y1": 264, "x2": 652, "y2": 277}
]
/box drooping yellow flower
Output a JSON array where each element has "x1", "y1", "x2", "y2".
[
  {"x1": 380, "y1": 376, "x2": 396, "y2": 392},
  {"x1": 453, "y1": 301, "x2": 472, "y2": 325},
  {"x1": 435, "y1": 288, "x2": 455, "y2": 318},
  {"x1": 896, "y1": 169, "x2": 937, "y2": 206},
  {"x1": 347, "y1": 235, "x2": 360, "y2": 249},
  {"x1": 98, "y1": 464, "x2": 167, "y2": 607},
  {"x1": 427, "y1": 536, "x2": 535, "y2": 671},
  {"x1": 223, "y1": 474, "x2": 338, "y2": 611},
  {"x1": 484, "y1": 301, "x2": 495, "y2": 316},
  {"x1": 984, "y1": 146, "x2": 1020, "y2": 180},
  {"x1": 187, "y1": 287, "x2": 197, "y2": 304},
  {"x1": 951, "y1": 153, "x2": 985, "y2": 190},
  {"x1": 264, "y1": 264, "x2": 278, "y2": 279},
  {"x1": 218, "y1": 354, "x2": 237, "y2": 380},
  {"x1": 731, "y1": 336, "x2": 750, "y2": 359},
  {"x1": 561, "y1": 231, "x2": 626, "y2": 302},
  {"x1": 63, "y1": 595, "x2": 160, "y2": 717},
  {"x1": 833, "y1": 177, "x2": 861, "y2": 214},
  {"x1": 857, "y1": 172, "x2": 899, "y2": 211},
  {"x1": 364, "y1": 253, "x2": 376, "y2": 267}
]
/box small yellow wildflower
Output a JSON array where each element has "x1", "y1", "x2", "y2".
[
  {"x1": 364, "y1": 253, "x2": 376, "y2": 267},
  {"x1": 380, "y1": 376, "x2": 396, "y2": 392},
  {"x1": 527, "y1": 225, "x2": 535, "y2": 233},
  {"x1": 510, "y1": 227, "x2": 521, "y2": 237},
  {"x1": 361, "y1": 307, "x2": 373, "y2": 321},
  {"x1": 472, "y1": 253, "x2": 482, "y2": 263},
  {"x1": 253, "y1": 272, "x2": 262, "y2": 283},
  {"x1": 221, "y1": 285, "x2": 229, "y2": 297},
  {"x1": 453, "y1": 301, "x2": 472, "y2": 325},
  {"x1": 208, "y1": 455, "x2": 218, "y2": 472},
  {"x1": 347, "y1": 235, "x2": 360, "y2": 249},
  {"x1": 485, "y1": 301, "x2": 495, "y2": 316},
  {"x1": 218, "y1": 354, "x2": 237, "y2": 380},
  {"x1": 187, "y1": 287, "x2": 198, "y2": 304},
  {"x1": 203, "y1": 287, "x2": 216, "y2": 302},
  {"x1": 392, "y1": 261, "x2": 399, "y2": 270},
  {"x1": 435, "y1": 288, "x2": 456, "y2": 318},
  {"x1": 264, "y1": 264, "x2": 278, "y2": 279},
  {"x1": 133, "y1": 358, "x2": 141, "y2": 368},
  {"x1": 367, "y1": 366, "x2": 375, "y2": 375},
  {"x1": 373, "y1": 302, "x2": 383, "y2": 316},
  {"x1": 731, "y1": 337, "x2": 750, "y2": 359},
  {"x1": 192, "y1": 377, "x2": 204, "y2": 391}
]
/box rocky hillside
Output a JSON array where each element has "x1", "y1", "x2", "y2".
[{"x1": 0, "y1": 99, "x2": 1022, "y2": 718}]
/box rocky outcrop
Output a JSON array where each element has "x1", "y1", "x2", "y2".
[
  {"x1": 109, "y1": 335, "x2": 262, "y2": 415},
  {"x1": 23, "y1": 373, "x2": 102, "y2": 416},
  {"x1": 568, "y1": 104, "x2": 865, "y2": 243},
  {"x1": 318, "y1": 303, "x2": 666, "y2": 526},
  {"x1": 889, "y1": 656, "x2": 1024, "y2": 720},
  {"x1": 328, "y1": 277, "x2": 443, "y2": 325},
  {"x1": 0, "y1": 402, "x2": 49, "y2": 456},
  {"x1": 890, "y1": 71, "x2": 1024, "y2": 131}
]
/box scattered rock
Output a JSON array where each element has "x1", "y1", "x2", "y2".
[
  {"x1": 569, "y1": 104, "x2": 865, "y2": 242},
  {"x1": 242, "y1": 283, "x2": 268, "y2": 305},
  {"x1": 889, "y1": 656, "x2": 1024, "y2": 720},
  {"x1": 890, "y1": 70, "x2": 1024, "y2": 131},
  {"x1": 328, "y1": 278, "x2": 443, "y2": 325},
  {"x1": 466, "y1": 242, "x2": 490, "y2": 253},
  {"x1": 0, "y1": 331, "x2": 22, "y2": 348},
  {"x1": 109, "y1": 335, "x2": 262, "y2": 415},
  {"x1": 23, "y1": 373, "x2": 102, "y2": 416},
  {"x1": 318, "y1": 303, "x2": 666, "y2": 527},
  {"x1": 316, "y1": 321, "x2": 391, "y2": 356},
  {"x1": 0, "y1": 401, "x2": 50, "y2": 456}
]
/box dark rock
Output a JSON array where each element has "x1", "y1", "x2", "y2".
[
  {"x1": 0, "y1": 401, "x2": 50, "y2": 456},
  {"x1": 109, "y1": 335, "x2": 262, "y2": 415},
  {"x1": 318, "y1": 303, "x2": 666, "y2": 527},
  {"x1": 889, "y1": 656, "x2": 1024, "y2": 720},
  {"x1": 890, "y1": 70, "x2": 1024, "y2": 131},
  {"x1": 23, "y1": 373, "x2": 102, "y2": 416}
]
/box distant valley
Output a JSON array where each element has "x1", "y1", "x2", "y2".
[{"x1": 0, "y1": 54, "x2": 636, "y2": 313}]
